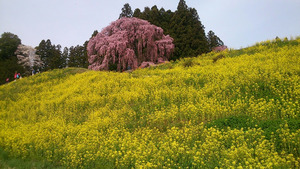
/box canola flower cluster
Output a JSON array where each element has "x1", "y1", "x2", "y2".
[{"x1": 0, "y1": 38, "x2": 299, "y2": 168}]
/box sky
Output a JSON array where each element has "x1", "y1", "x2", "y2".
[{"x1": 1, "y1": 0, "x2": 300, "y2": 49}]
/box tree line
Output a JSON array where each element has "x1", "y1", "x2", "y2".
[
  {"x1": 0, "y1": 32, "x2": 97, "y2": 84},
  {"x1": 35, "y1": 39, "x2": 91, "y2": 71},
  {"x1": 0, "y1": 0, "x2": 224, "y2": 84},
  {"x1": 121, "y1": 0, "x2": 224, "y2": 60}
]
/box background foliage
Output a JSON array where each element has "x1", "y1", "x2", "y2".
[
  {"x1": 0, "y1": 0, "x2": 225, "y2": 84},
  {"x1": 132, "y1": 0, "x2": 223, "y2": 60},
  {"x1": 0, "y1": 32, "x2": 24, "y2": 84}
]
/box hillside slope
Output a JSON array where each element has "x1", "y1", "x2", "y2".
[{"x1": 0, "y1": 38, "x2": 299, "y2": 168}]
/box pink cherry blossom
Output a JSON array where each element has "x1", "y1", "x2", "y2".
[{"x1": 87, "y1": 17, "x2": 174, "y2": 71}]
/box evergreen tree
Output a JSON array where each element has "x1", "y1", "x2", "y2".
[
  {"x1": 91, "y1": 30, "x2": 98, "y2": 38},
  {"x1": 134, "y1": 7, "x2": 173, "y2": 39},
  {"x1": 36, "y1": 39, "x2": 64, "y2": 71},
  {"x1": 119, "y1": 3, "x2": 133, "y2": 19},
  {"x1": 68, "y1": 46, "x2": 76, "y2": 67},
  {"x1": 36, "y1": 39, "x2": 51, "y2": 71},
  {"x1": 140, "y1": 7, "x2": 151, "y2": 20},
  {"x1": 188, "y1": 8, "x2": 209, "y2": 55},
  {"x1": 159, "y1": 9, "x2": 173, "y2": 35},
  {"x1": 148, "y1": 6, "x2": 161, "y2": 26},
  {"x1": 62, "y1": 47, "x2": 69, "y2": 68},
  {"x1": 76, "y1": 44, "x2": 88, "y2": 68},
  {"x1": 133, "y1": 8, "x2": 142, "y2": 18},
  {"x1": 79, "y1": 30, "x2": 101, "y2": 69},
  {"x1": 68, "y1": 45, "x2": 88, "y2": 68},
  {"x1": 133, "y1": 0, "x2": 209, "y2": 60},
  {"x1": 0, "y1": 32, "x2": 21, "y2": 60},
  {"x1": 177, "y1": 0, "x2": 188, "y2": 10},
  {"x1": 170, "y1": 0, "x2": 209, "y2": 59},
  {"x1": 49, "y1": 44, "x2": 62, "y2": 69},
  {"x1": 207, "y1": 30, "x2": 224, "y2": 51},
  {"x1": 0, "y1": 32, "x2": 23, "y2": 84},
  {"x1": 0, "y1": 55, "x2": 24, "y2": 84},
  {"x1": 82, "y1": 41, "x2": 89, "y2": 68}
]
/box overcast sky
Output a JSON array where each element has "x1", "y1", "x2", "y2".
[{"x1": 1, "y1": 0, "x2": 299, "y2": 49}]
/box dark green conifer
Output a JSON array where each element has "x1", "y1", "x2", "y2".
[
  {"x1": 0, "y1": 32, "x2": 24, "y2": 84},
  {"x1": 170, "y1": 0, "x2": 209, "y2": 59},
  {"x1": 68, "y1": 45, "x2": 88, "y2": 68},
  {"x1": 0, "y1": 32, "x2": 21, "y2": 60},
  {"x1": 36, "y1": 39, "x2": 63, "y2": 71},
  {"x1": 133, "y1": 8, "x2": 142, "y2": 18},
  {"x1": 119, "y1": 3, "x2": 133, "y2": 19},
  {"x1": 207, "y1": 30, "x2": 224, "y2": 51}
]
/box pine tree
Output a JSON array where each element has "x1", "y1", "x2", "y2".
[
  {"x1": 159, "y1": 9, "x2": 173, "y2": 35},
  {"x1": 68, "y1": 46, "x2": 76, "y2": 67},
  {"x1": 91, "y1": 30, "x2": 98, "y2": 38},
  {"x1": 0, "y1": 32, "x2": 23, "y2": 84},
  {"x1": 36, "y1": 39, "x2": 51, "y2": 71},
  {"x1": 140, "y1": 7, "x2": 151, "y2": 20},
  {"x1": 82, "y1": 41, "x2": 89, "y2": 68},
  {"x1": 68, "y1": 45, "x2": 88, "y2": 68},
  {"x1": 177, "y1": 0, "x2": 188, "y2": 11},
  {"x1": 61, "y1": 47, "x2": 69, "y2": 68},
  {"x1": 36, "y1": 39, "x2": 63, "y2": 71},
  {"x1": 170, "y1": 0, "x2": 209, "y2": 60},
  {"x1": 119, "y1": 3, "x2": 133, "y2": 19},
  {"x1": 133, "y1": 8, "x2": 142, "y2": 18},
  {"x1": 133, "y1": 0, "x2": 209, "y2": 60},
  {"x1": 49, "y1": 44, "x2": 62, "y2": 69},
  {"x1": 207, "y1": 30, "x2": 224, "y2": 51},
  {"x1": 148, "y1": 6, "x2": 161, "y2": 26}
]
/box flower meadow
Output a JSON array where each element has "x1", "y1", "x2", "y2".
[{"x1": 0, "y1": 38, "x2": 299, "y2": 168}]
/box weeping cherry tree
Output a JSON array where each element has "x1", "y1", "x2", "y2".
[
  {"x1": 15, "y1": 44, "x2": 43, "y2": 75},
  {"x1": 87, "y1": 17, "x2": 174, "y2": 71}
]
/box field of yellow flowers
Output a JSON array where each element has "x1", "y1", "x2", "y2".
[{"x1": 0, "y1": 38, "x2": 299, "y2": 168}]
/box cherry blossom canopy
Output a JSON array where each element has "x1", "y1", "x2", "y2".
[{"x1": 87, "y1": 17, "x2": 174, "y2": 71}]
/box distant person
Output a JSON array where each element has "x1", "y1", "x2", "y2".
[
  {"x1": 6, "y1": 78, "x2": 9, "y2": 83},
  {"x1": 32, "y1": 69, "x2": 36, "y2": 75},
  {"x1": 14, "y1": 72, "x2": 17, "y2": 81},
  {"x1": 18, "y1": 73, "x2": 22, "y2": 79}
]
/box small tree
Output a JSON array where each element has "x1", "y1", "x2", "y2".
[
  {"x1": 15, "y1": 44, "x2": 43, "y2": 75},
  {"x1": 0, "y1": 32, "x2": 23, "y2": 84},
  {"x1": 207, "y1": 30, "x2": 224, "y2": 51},
  {"x1": 87, "y1": 17, "x2": 174, "y2": 71},
  {"x1": 0, "y1": 32, "x2": 21, "y2": 60},
  {"x1": 119, "y1": 3, "x2": 133, "y2": 19}
]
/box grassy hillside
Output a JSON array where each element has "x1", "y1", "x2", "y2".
[{"x1": 0, "y1": 38, "x2": 299, "y2": 168}]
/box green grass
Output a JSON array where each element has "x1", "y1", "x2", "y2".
[{"x1": 0, "y1": 147, "x2": 65, "y2": 169}]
